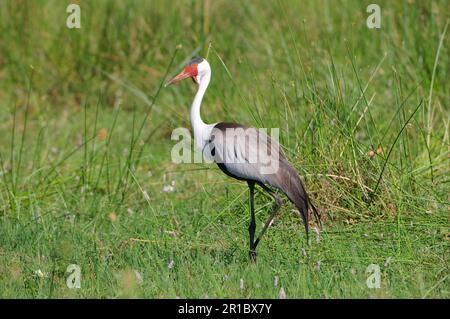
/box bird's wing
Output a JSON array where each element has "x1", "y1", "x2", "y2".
[
  {"x1": 208, "y1": 122, "x2": 286, "y2": 185},
  {"x1": 208, "y1": 122, "x2": 314, "y2": 235}
]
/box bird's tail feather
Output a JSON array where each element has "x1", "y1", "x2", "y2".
[{"x1": 280, "y1": 166, "x2": 320, "y2": 238}]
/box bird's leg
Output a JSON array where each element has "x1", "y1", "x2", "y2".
[
  {"x1": 248, "y1": 181, "x2": 257, "y2": 262},
  {"x1": 253, "y1": 183, "x2": 282, "y2": 250}
]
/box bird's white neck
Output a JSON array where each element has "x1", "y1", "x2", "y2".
[{"x1": 190, "y1": 72, "x2": 214, "y2": 151}]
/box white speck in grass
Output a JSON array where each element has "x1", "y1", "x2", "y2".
[
  {"x1": 162, "y1": 184, "x2": 174, "y2": 193},
  {"x1": 351, "y1": 268, "x2": 357, "y2": 276},
  {"x1": 314, "y1": 226, "x2": 320, "y2": 244},
  {"x1": 239, "y1": 278, "x2": 244, "y2": 291},
  {"x1": 167, "y1": 260, "x2": 175, "y2": 269},
  {"x1": 143, "y1": 191, "x2": 151, "y2": 201},
  {"x1": 127, "y1": 208, "x2": 134, "y2": 216},
  {"x1": 274, "y1": 276, "x2": 279, "y2": 287},
  {"x1": 147, "y1": 170, "x2": 153, "y2": 177},
  {"x1": 162, "y1": 175, "x2": 175, "y2": 193},
  {"x1": 223, "y1": 275, "x2": 230, "y2": 281},
  {"x1": 278, "y1": 287, "x2": 286, "y2": 299},
  {"x1": 33, "y1": 269, "x2": 47, "y2": 278},
  {"x1": 363, "y1": 233, "x2": 369, "y2": 238},
  {"x1": 384, "y1": 256, "x2": 393, "y2": 268},
  {"x1": 134, "y1": 270, "x2": 143, "y2": 285},
  {"x1": 164, "y1": 230, "x2": 177, "y2": 238},
  {"x1": 315, "y1": 261, "x2": 321, "y2": 271},
  {"x1": 301, "y1": 248, "x2": 307, "y2": 257}
]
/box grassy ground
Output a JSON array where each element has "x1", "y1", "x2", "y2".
[{"x1": 0, "y1": 0, "x2": 448, "y2": 298}]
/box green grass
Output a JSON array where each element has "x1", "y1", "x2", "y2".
[{"x1": 0, "y1": 0, "x2": 448, "y2": 298}]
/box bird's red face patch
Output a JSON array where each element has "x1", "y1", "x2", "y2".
[{"x1": 165, "y1": 64, "x2": 198, "y2": 86}]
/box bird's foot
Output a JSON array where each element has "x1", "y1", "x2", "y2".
[{"x1": 249, "y1": 250, "x2": 257, "y2": 263}]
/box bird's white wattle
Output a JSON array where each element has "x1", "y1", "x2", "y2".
[{"x1": 189, "y1": 68, "x2": 216, "y2": 154}]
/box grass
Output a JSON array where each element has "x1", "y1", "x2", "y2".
[{"x1": 0, "y1": 0, "x2": 448, "y2": 298}]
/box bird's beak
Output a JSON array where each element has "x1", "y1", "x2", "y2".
[{"x1": 165, "y1": 65, "x2": 198, "y2": 87}]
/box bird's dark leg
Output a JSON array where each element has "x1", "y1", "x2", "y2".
[
  {"x1": 248, "y1": 181, "x2": 257, "y2": 262},
  {"x1": 253, "y1": 183, "x2": 282, "y2": 250}
]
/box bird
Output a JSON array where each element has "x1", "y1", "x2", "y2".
[{"x1": 166, "y1": 56, "x2": 320, "y2": 261}]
